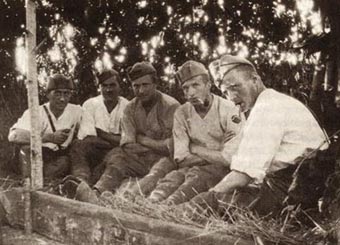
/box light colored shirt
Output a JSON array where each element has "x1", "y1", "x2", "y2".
[
  {"x1": 120, "y1": 91, "x2": 180, "y2": 146},
  {"x1": 9, "y1": 102, "x2": 83, "y2": 151},
  {"x1": 230, "y1": 89, "x2": 329, "y2": 184},
  {"x1": 77, "y1": 95, "x2": 129, "y2": 140},
  {"x1": 173, "y1": 94, "x2": 244, "y2": 163}
]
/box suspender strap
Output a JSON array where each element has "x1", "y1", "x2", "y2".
[
  {"x1": 43, "y1": 105, "x2": 61, "y2": 150},
  {"x1": 43, "y1": 105, "x2": 56, "y2": 132}
]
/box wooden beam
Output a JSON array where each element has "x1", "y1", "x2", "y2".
[
  {"x1": 25, "y1": 0, "x2": 43, "y2": 189},
  {"x1": 1, "y1": 189, "x2": 251, "y2": 245}
]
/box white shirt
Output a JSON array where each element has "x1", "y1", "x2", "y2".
[
  {"x1": 9, "y1": 103, "x2": 83, "y2": 151},
  {"x1": 77, "y1": 95, "x2": 129, "y2": 140},
  {"x1": 173, "y1": 94, "x2": 244, "y2": 163},
  {"x1": 230, "y1": 89, "x2": 329, "y2": 183}
]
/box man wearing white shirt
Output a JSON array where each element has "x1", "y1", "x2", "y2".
[
  {"x1": 70, "y1": 69, "x2": 128, "y2": 184},
  {"x1": 184, "y1": 55, "x2": 329, "y2": 216},
  {"x1": 8, "y1": 74, "x2": 82, "y2": 178}
]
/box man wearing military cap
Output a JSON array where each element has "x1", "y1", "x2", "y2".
[
  {"x1": 8, "y1": 74, "x2": 83, "y2": 178},
  {"x1": 75, "y1": 62, "x2": 180, "y2": 202},
  {"x1": 68, "y1": 69, "x2": 129, "y2": 185},
  {"x1": 184, "y1": 55, "x2": 329, "y2": 216},
  {"x1": 147, "y1": 60, "x2": 244, "y2": 204}
]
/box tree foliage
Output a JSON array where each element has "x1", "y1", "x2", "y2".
[{"x1": 0, "y1": 0, "x2": 323, "y2": 113}]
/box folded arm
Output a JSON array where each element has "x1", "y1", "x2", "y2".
[
  {"x1": 191, "y1": 144, "x2": 228, "y2": 166},
  {"x1": 96, "y1": 128, "x2": 120, "y2": 147},
  {"x1": 136, "y1": 134, "x2": 171, "y2": 155}
]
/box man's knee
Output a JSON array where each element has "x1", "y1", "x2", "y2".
[
  {"x1": 150, "y1": 157, "x2": 176, "y2": 176},
  {"x1": 44, "y1": 155, "x2": 70, "y2": 178}
]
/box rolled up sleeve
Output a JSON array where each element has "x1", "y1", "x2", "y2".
[
  {"x1": 173, "y1": 109, "x2": 190, "y2": 163},
  {"x1": 120, "y1": 105, "x2": 137, "y2": 146}
]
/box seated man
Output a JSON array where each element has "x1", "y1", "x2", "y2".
[
  {"x1": 147, "y1": 60, "x2": 244, "y2": 205},
  {"x1": 8, "y1": 74, "x2": 83, "y2": 178},
  {"x1": 75, "y1": 62, "x2": 180, "y2": 202},
  {"x1": 70, "y1": 69, "x2": 129, "y2": 184},
  {"x1": 184, "y1": 55, "x2": 329, "y2": 217}
]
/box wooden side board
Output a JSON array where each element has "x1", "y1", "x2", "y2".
[{"x1": 1, "y1": 188, "x2": 251, "y2": 245}]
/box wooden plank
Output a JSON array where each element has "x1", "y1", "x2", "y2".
[{"x1": 1, "y1": 189, "x2": 251, "y2": 245}]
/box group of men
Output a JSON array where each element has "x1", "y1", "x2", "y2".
[{"x1": 8, "y1": 54, "x2": 329, "y2": 217}]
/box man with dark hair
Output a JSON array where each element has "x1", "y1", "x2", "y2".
[
  {"x1": 183, "y1": 55, "x2": 329, "y2": 217},
  {"x1": 75, "y1": 62, "x2": 180, "y2": 202},
  {"x1": 69, "y1": 69, "x2": 129, "y2": 184},
  {"x1": 8, "y1": 74, "x2": 83, "y2": 178},
  {"x1": 147, "y1": 60, "x2": 243, "y2": 204}
]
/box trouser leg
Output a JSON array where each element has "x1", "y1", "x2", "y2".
[
  {"x1": 148, "y1": 168, "x2": 188, "y2": 202},
  {"x1": 167, "y1": 164, "x2": 229, "y2": 205},
  {"x1": 94, "y1": 148, "x2": 156, "y2": 193},
  {"x1": 19, "y1": 145, "x2": 31, "y2": 178},
  {"x1": 133, "y1": 157, "x2": 176, "y2": 196},
  {"x1": 187, "y1": 166, "x2": 296, "y2": 218},
  {"x1": 69, "y1": 137, "x2": 111, "y2": 183},
  {"x1": 19, "y1": 145, "x2": 70, "y2": 179},
  {"x1": 43, "y1": 148, "x2": 70, "y2": 179}
]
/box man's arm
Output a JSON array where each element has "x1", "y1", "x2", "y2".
[
  {"x1": 96, "y1": 128, "x2": 120, "y2": 147},
  {"x1": 210, "y1": 170, "x2": 252, "y2": 193},
  {"x1": 136, "y1": 134, "x2": 170, "y2": 155},
  {"x1": 190, "y1": 145, "x2": 228, "y2": 166},
  {"x1": 123, "y1": 142, "x2": 151, "y2": 154},
  {"x1": 9, "y1": 128, "x2": 70, "y2": 145},
  {"x1": 177, "y1": 154, "x2": 206, "y2": 168}
]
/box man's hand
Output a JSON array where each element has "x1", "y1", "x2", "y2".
[
  {"x1": 48, "y1": 129, "x2": 70, "y2": 144},
  {"x1": 136, "y1": 134, "x2": 149, "y2": 146},
  {"x1": 210, "y1": 170, "x2": 252, "y2": 193}
]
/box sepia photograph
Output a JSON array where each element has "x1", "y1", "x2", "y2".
[{"x1": 0, "y1": 0, "x2": 340, "y2": 244}]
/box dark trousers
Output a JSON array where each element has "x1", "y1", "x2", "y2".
[
  {"x1": 187, "y1": 165, "x2": 297, "y2": 217},
  {"x1": 69, "y1": 137, "x2": 113, "y2": 184},
  {"x1": 19, "y1": 145, "x2": 70, "y2": 179},
  {"x1": 94, "y1": 147, "x2": 169, "y2": 193}
]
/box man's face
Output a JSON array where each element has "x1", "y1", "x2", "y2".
[
  {"x1": 131, "y1": 74, "x2": 156, "y2": 102},
  {"x1": 100, "y1": 77, "x2": 120, "y2": 102},
  {"x1": 220, "y1": 69, "x2": 258, "y2": 112},
  {"x1": 47, "y1": 89, "x2": 72, "y2": 112},
  {"x1": 181, "y1": 75, "x2": 211, "y2": 106}
]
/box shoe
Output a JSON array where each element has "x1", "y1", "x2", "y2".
[
  {"x1": 75, "y1": 182, "x2": 99, "y2": 205},
  {"x1": 58, "y1": 175, "x2": 83, "y2": 198}
]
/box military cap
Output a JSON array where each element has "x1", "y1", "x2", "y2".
[
  {"x1": 97, "y1": 69, "x2": 120, "y2": 84},
  {"x1": 127, "y1": 62, "x2": 157, "y2": 82},
  {"x1": 175, "y1": 60, "x2": 209, "y2": 84},
  {"x1": 46, "y1": 74, "x2": 74, "y2": 92},
  {"x1": 209, "y1": 55, "x2": 255, "y2": 86}
]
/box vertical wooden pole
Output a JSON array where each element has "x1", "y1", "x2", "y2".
[{"x1": 26, "y1": 0, "x2": 43, "y2": 189}]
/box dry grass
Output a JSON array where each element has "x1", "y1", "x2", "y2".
[{"x1": 95, "y1": 185, "x2": 328, "y2": 245}]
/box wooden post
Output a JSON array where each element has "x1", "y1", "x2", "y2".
[{"x1": 26, "y1": 0, "x2": 43, "y2": 189}]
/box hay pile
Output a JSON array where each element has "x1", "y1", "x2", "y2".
[{"x1": 95, "y1": 187, "x2": 329, "y2": 245}]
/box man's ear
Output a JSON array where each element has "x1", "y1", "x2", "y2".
[{"x1": 252, "y1": 74, "x2": 260, "y2": 84}]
